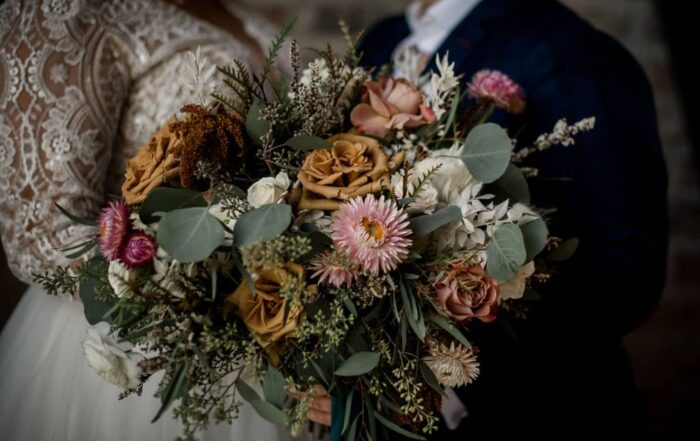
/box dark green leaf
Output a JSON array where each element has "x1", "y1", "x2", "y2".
[
  {"x1": 56, "y1": 203, "x2": 97, "y2": 226},
  {"x1": 233, "y1": 203, "x2": 292, "y2": 247},
  {"x1": 428, "y1": 314, "x2": 471, "y2": 349},
  {"x1": 246, "y1": 102, "x2": 270, "y2": 145},
  {"x1": 375, "y1": 412, "x2": 426, "y2": 440},
  {"x1": 400, "y1": 276, "x2": 425, "y2": 341},
  {"x1": 492, "y1": 164, "x2": 531, "y2": 204},
  {"x1": 250, "y1": 400, "x2": 285, "y2": 425},
  {"x1": 79, "y1": 256, "x2": 114, "y2": 325},
  {"x1": 157, "y1": 207, "x2": 225, "y2": 262},
  {"x1": 486, "y1": 223, "x2": 526, "y2": 281},
  {"x1": 334, "y1": 351, "x2": 380, "y2": 377},
  {"x1": 263, "y1": 367, "x2": 286, "y2": 408},
  {"x1": 419, "y1": 360, "x2": 444, "y2": 395},
  {"x1": 65, "y1": 239, "x2": 96, "y2": 259},
  {"x1": 523, "y1": 287, "x2": 541, "y2": 301},
  {"x1": 409, "y1": 206, "x2": 463, "y2": 236},
  {"x1": 309, "y1": 358, "x2": 330, "y2": 387},
  {"x1": 237, "y1": 380, "x2": 261, "y2": 403},
  {"x1": 152, "y1": 364, "x2": 187, "y2": 422},
  {"x1": 342, "y1": 297, "x2": 358, "y2": 317},
  {"x1": 346, "y1": 415, "x2": 359, "y2": 441},
  {"x1": 520, "y1": 218, "x2": 548, "y2": 261},
  {"x1": 547, "y1": 237, "x2": 579, "y2": 261},
  {"x1": 231, "y1": 248, "x2": 255, "y2": 296},
  {"x1": 284, "y1": 135, "x2": 332, "y2": 150},
  {"x1": 139, "y1": 188, "x2": 207, "y2": 223},
  {"x1": 462, "y1": 123, "x2": 513, "y2": 183},
  {"x1": 342, "y1": 391, "x2": 354, "y2": 434}
]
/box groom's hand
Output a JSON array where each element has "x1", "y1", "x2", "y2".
[{"x1": 289, "y1": 384, "x2": 331, "y2": 426}]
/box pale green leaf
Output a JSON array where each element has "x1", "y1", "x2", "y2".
[
  {"x1": 157, "y1": 207, "x2": 225, "y2": 263},
  {"x1": 334, "y1": 351, "x2": 380, "y2": 377},
  {"x1": 233, "y1": 203, "x2": 292, "y2": 247},
  {"x1": 462, "y1": 123, "x2": 513, "y2": 183},
  {"x1": 486, "y1": 223, "x2": 527, "y2": 281}
]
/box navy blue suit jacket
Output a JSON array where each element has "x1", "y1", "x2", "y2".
[{"x1": 360, "y1": 0, "x2": 668, "y2": 436}]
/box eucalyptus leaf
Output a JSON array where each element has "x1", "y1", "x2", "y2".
[
  {"x1": 79, "y1": 256, "x2": 114, "y2": 325},
  {"x1": 284, "y1": 135, "x2": 332, "y2": 150},
  {"x1": 139, "y1": 188, "x2": 207, "y2": 223},
  {"x1": 419, "y1": 360, "x2": 444, "y2": 395},
  {"x1": 246, "y1": 102, "x2": 270, "y2": 145},
  {"x1": 250, "y1": 400, "x2": 285, "y2": 425},
  {"x1": 492, "y1": 164, "x2": 531, "y2": 204},
  {"x1": 520, "y1": 218, "x2": 549, "y2": 261},
  {"x1": 486, "y1": 223, "x2": 526, "y2": 281},
  {"x1": 342, "y1": 391, "x2": 354, "y2": 434},
  {"x1": 409, "y1": 206, "x2": 463, "y2": 236},
  {"x1": 152, "y1": 364, "x2": 187, "y2": 422},
  {"x1": 462, "y1": 123, "x2": 513, "y2": 183},
  {"x1": 237, "y1": 380, "x2": 261, "y2": 403},
  {"x1": 375, "y1": 412, "x2": 426, "y2": 440},
  {"x1": 263, "y1": 367, "x2": 286, "y2": 408},
  {"x1": 157, "y1": 207, "x2": 225, "y2": 263},
  {"x1": 55, "y1": 203, "x2": 97, "y2": 226},
  {"x1": 548, "y1": 237, "x2": 580, "y2": 261},
  {"x1": 233, "y1": 203, "x2": 291, "y2": 247},
  {"x1": 334, "y1": 351, "x2": 380, "y2": 377},
  {"x1": 65, "y1": 239, "x2": 96, "y2": 260},
  {"x1": 428, "y1": 314, "x2": 471, "y2": 349}
]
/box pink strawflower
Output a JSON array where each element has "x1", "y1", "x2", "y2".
[
  {"x1": 98, "y1": 200, "x2": 131, "y2": 261},
  {"x1": 120, "y1": 232, "x2": 156, "y2": 269},
  {"x1": 332, "y1": 195, "x2": 412, "y2": 275},
  {"x1": 467, "y1": 70, "x2": 526, "y2": 114},
  {"x1": 310, "y1": 250, "x2": 356, "y2": 288}
]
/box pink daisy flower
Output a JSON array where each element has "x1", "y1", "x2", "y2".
[
  {"x1": 331, "y1": 195, "x2": 412, "y2": 275},
  {"x1": 98, "y1": 200, "x2": 131, "y2": 261},
  {"x1": 120, "y1": 232, "x2": 156, "y2": 269},
  {"x1": 310, "y1": 250, "x2": 356, "y2": 288},
  {"x1": 467, "y1": 70, "x2": 526, "y2": 114}
]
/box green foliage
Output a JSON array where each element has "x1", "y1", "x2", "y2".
[
  {"x1": 233, "y1": 203, "x2": 292, "y2": 247},
  {"x1": 139, "y1": 188, "x2": 206, "y2": 223},
  {"x1": 55, "y1": 203, "x2": 97, "y2": 226},
  {"x1": 486, "y1": 223, "x2": 527, "y2": 281},
  {"x1": 520, "y1": 218, "x2": 549, "y2": 261},
  {"x1": 79, "y1": 256, "x2": 114, "y2": 325},
  {"x1": 283, "y1": 135, "x2": 332, "y2": 150},
  {"x1": 548, "y1": 237, "x2": 580, "y2": 261},
  {"x1": 157, "y1": 207, "x2": 225, "y2": 263},
  {"x1": 334, "y1": 351, "x2": 380, "y2": 376},
  {"x1": 462, "y1": 123, "x2": 513, "y2": 183},
  {"x1": 408, "y1": 206, "x2": 463, "y2": 236},
  {"x1": 492, "y1": 163, "x2": 531, "y2": 204},
  {"x1": 245, "y1": 102, "x2": 271, "y2": 145}
]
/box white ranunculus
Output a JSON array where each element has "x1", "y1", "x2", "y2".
[
  {"x1": 499, "y1": 261, "x2": 536, "y2": 301},
  {"x1": 82, "y1": 322, "x2": 144, "y2": 389},
  {"x1": 414, "y1": 143, "x2": 474, "y2": 203},
  {"x1": 247, "y1": 172, "x2": 290, "y2": 208},
  {"x1": 107, "y1": 261, "x2": 136, "y2": 298}
]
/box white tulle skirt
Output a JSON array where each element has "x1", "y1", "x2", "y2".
[{"x1": 0, "y1": 285, "x2": 298, "y2": 441}]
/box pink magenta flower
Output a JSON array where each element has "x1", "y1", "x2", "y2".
[
  {"x1": 331, "y1": 195, "x2": 412, "y2": 275},
  {"x1": 310, "y1": 250, "x2": 356, "y2": 288},
  {"x1": 350, "y1": 77, "x2": 436, "y2": 137},
  {"x1": 467, "y1": 70, "x2": 526, "y2": 114},
  {"x1": 98, "y1": 200, "x2": 131, "y2": 261},
  {"x1": 120, "y1": 232, "x2": 156, "y2": 269}
]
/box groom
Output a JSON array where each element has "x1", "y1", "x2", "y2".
[{"x1": 356, "y1": 0, "x2": 669, "y2": 437}]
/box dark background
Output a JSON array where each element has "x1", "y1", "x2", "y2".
[{"x1": 1, "y1": 0, "x2": 698, "y2": 436}]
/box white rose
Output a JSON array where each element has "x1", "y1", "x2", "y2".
[
  {"x1": 499, "y1": 261, "x2": 536, "y2": 301},
  {"x1": 107, "y1": 261, "x2": 136, "y2": 298},
  {"x1": 414, "y1": 144, "x2": 474, "y2": 203},
  {"x1": 82, "y1": 322, "x2": 144, "y2": 389},
  {"x1": 247, "y1": 172, "x2": 290, "y2": 208}
]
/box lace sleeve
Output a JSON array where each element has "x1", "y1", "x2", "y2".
[{"x1": 0, "y1": 1, "x2": 131, "y2": 283}]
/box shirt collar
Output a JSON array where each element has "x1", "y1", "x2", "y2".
[{"x1": 405, "y1": 0, "x2": 482, "y2": 55}]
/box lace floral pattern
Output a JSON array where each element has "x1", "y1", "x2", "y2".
[{"x1": 0, "y1": 0, "x2": 268, "y2": 283}]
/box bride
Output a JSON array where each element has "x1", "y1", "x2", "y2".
[{"x1": 0, "y1": 1, "x2": 300, "y2": 439}]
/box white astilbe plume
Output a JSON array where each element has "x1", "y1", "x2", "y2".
[
  {"x1": 185, "y1": 47, "x2": 218, "y2": 105},
  {"x1": 393, "y1": 46, "x2": 430, "y2": 86},
  {"x1": 424, "y1": 52, "x2": 461, "y2": 121},
  {"x1": 423, "y1": 341, "x2": 480, "y2": 388},
  {"x1": 513, "y1": 117, "x2": 596, "y2": 162}
]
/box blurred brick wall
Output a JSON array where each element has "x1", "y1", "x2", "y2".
[{"x1": 1, "y1": 0, "x2": 697, "y2": 434}]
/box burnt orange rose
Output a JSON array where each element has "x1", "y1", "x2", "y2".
[
  {"x1": 227, "y1": 263, "x2": 307, "y2": 364},
  {"x1": 433, "y1": 265, "x2": 499, "y2": 323},
  {"x1": 295, "y1": 133, "x2": 404, "y2": 211},
  {"x1": 121, "y1": 117, "x2": 182, "y2": 205}
]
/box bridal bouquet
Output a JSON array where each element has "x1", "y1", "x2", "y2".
[{"x1": 36, "y1": 23, "x2": 593, "y2": 441}]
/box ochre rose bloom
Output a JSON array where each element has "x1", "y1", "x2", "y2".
[
  {"x1": 227, "y1": 263, "x2": 307, "y2": 364},
  {"x1": 350, "y1": 77, "x2": 436, "y2": 137},
  {"x1": 296, "y1": 133, "x2": 404, "y2": 211},
  {"x1": 433, "y1": 264, "x2": 499, "y2": 323},
  {"x1": 121, "y1": 118, "x2": 182, "y2": 205}
]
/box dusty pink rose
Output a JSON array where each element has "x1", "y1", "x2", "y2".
[
  {"x1": 467, "y1": 70, "x2": 526, "y2": 114},
  {"x1": 350, "y1": 77, "x2": 436, "y2": 136},
  {"x1": 433, "y1": 264, "x2": 499, "y2": 323},
  {"x1": 120, "y1": 232, "x2": 156, "y2": 269}
]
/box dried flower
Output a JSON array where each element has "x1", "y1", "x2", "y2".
[
  {"x1": 433, "y1": 264, "x2": 499, "y2": 322},
  {"x1": 468, "y1": 70, "x2": 526, "y2": 114},
  {"x1": 500, "y1": 261, "x2": 536, "y2": 301},
  {"x1": 309, "y1": 250, "x2": 356, "y2": 288},
  {"x1": 351, "y1": 77, "x2": 436, "y2": 136},
  {"x1": 120, "y1": 232, "x2": 156, "y2": 269},
  {"x1": 332, "y1": 195, "x2": 412, "y2": 275},
  {"x1": 423, "y1": 341, "x2": 479, "y2": 387},
  {"x1": 98, "y1": 200, "x2": 131, "y2": 261}
]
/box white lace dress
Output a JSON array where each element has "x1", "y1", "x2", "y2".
[{"x1": 0, "y1": 1, "x2": 296, "y2": 440}]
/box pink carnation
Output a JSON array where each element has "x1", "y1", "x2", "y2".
[
  {"x1": 120, "y1": 232, "x2": 156, "y2": 269},
  {"x1": 98, "y1": 200, "x2": 130, "y2": 261},
  {"x1": 331, "y1": 195, "x2": 412, "y2": 275},
  {"x1": 467, "y1": 70, "x2": 526, "y2": 114},
  {"x1": 350, "y1": 77, "x2": 436, "y2": 137}
]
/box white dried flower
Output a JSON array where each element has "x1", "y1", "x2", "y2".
[
  {"x1": 107, "y1": 261, "x2": 136, "y2": 298},
  {"x1": 185, "y1": 46, "x2": 218, "y2": 106},
  {"x1": 500, "y1": 261, "x2": 536, "y2": 301},
  {"x1": 423, "y1": 341, "x2": 480, "y2": 388},
  {"x1": 82, "y1": 322, "x2": 144, "y2": 389}
]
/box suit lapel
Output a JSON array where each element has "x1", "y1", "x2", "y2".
[{"x1": 423, "y1": 0, "x2": 520, "y2": 73}]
